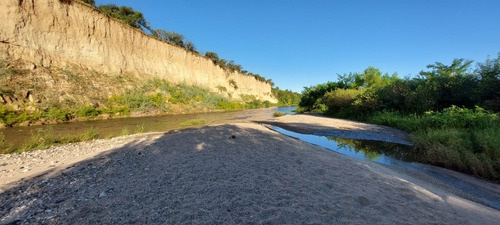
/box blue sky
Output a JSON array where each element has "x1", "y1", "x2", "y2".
[{"x1": 96, "y1": 0, "x2": 500, "y2": 92}]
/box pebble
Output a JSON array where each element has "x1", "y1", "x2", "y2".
[{"x1": 99, "y1": 191, "x2": 107, "y2": 198}]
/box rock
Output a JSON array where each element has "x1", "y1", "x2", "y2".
[
  {"x1": 357, "y1": 196, "x2": 371, "y2": 206},
  {"x1": 98, "y1": 191, "x2": 107, "y2": 198}
]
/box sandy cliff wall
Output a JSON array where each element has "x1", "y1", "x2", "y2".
[{"x1": 0, "y1": 0, "x2": 276, "y2": 103}]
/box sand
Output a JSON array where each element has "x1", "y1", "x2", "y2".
[
  {"x1": 1, "y1": 115, "x2": 499, "y2": 224},
  {"x1": 259, "y1": 114, "x2": 413, "y2": 145}
]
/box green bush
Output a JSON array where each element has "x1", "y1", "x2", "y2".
[
  {"x1": 216, "y1": 85, "x2": 227, "y2": 93},
  {"x1": 322, "y1": 88, "x2": 364, "y2": 111},
  {"x1": 78, "y1": 0, "x2": 95, "y2": 6},
  {"x1": 273, "y1": 112, "x2": 286, "y2": 117},
  {"x1": 77, "y1": 106, "x2": 100, "y2": 118},
  {"x1": 107, "y1": 106, "x2": 131, "y2": 116},
  {"x1": 368, "y1": 106, "x2": 500, "y2": 181},
  {"x1": 216, "y1": 101, "x2": 245, "y2": 110},
  {"x1": 229, "y1": 79, "x2": 238, "y2": 89},
  {"x1": 246, "y1": 99, "x2": 263, "y2": 109},
  {"x1": 45, "y1": 108, "x2": 69, "y2": 121}
]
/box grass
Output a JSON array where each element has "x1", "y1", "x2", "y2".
[
  {"x1": 15, "y1": 127, "x2": 99, "y2": 153},
  {"x1": 216, "y1": 101, "x2": 245, "y2": 111},
  {"x1": 0, "y1": 133, "x2": 13, "y2": 154},
  {"x1": 120, "y1": 127, "x2": 130, "y2": 136},
  {"x1": 180, "y1": 119, "x2": 206, "y2": 126},
  {"x1": 273, "y1": 112, "x2": 286, "y2": 117},
  {"x1": 0, "y1": 69, "x2": 275, "y2": 127},
  {"x1": 365, "y1": 106, "x2": 500, "y2": 181}
]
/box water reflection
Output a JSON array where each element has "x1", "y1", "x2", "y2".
[
  {"x1": 271, "y1": 125, "x2": 500, "y2": 210},
  {"x1": 273, "y1": 106, "x2": 297, "y2": 115},
  {"x1": 270, "y1": 126, "x2": 417, "y2": 166},
  {"x1": 1, "y1": 107, "x2": 297, "y2": 150}
]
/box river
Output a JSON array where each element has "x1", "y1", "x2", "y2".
[
  {"x1": 2, "y1": 106, "x2": 498, "y2": 210},
  {"x1": 1, "y1": 107, "x2": 298, "y2": 150}
]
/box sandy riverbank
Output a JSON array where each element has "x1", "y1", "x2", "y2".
[
  {"x1": 1, "y1": 117, "x2": 499, "y2": 224},
  {"x1": 258, "y1": 114, "x2": 413, "y2": 145}
]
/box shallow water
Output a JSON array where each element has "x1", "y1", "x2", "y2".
[
  {"x1": 270, "y1": 126, "x2": 417, "y2": 166},
  {"x1": 1, "y1": 107, "x2": 297, "y2": 149},
  {"x1": 270, "y1": 126, "x2": 500, "y2": 210}
]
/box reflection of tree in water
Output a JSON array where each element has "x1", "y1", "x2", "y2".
[{"x1": 326, "y1": 137, "x2": 419, "y2": 162}]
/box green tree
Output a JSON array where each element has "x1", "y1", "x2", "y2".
[
  {"x1": 476, "y1": 54, "x2": 500, "y2": 111},
  {"x1": 419, "y1": 59, "x2": 478, "y2": 109},
  {"x1": 79, "y1": 0, "x2": 95, "y2": 6},
  {"x1": 184, "y1": 42, "x2": 196, "y2": 52},
  {"x1": 205, "y1": 52, "x2": 220, "y2": 64},
  {"x1": 299, "y1": 82, "x2": 340, "y2": 110},
  {"x1": 420, "y1": 58, "x2": 473, "y2": 78},
  {"x1": 152, "y1": 29, "x2": 185, "y2": 46},
  {"x1": 272, "y1": 88, "x2": 301, "y2": 106},
  {"x1": 98, "y1": 4, "x2": 152, "y2": 32}
]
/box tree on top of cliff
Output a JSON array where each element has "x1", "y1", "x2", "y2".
[
  {"x1": 79, "y1": 0, "x2": 95, "y2": 6},
  {"x1": 151, "y1": 29, "x2": 197, "y2": 53},
  {"x1": 97, "y1": 4, "x2": 152, "y2": 33}
]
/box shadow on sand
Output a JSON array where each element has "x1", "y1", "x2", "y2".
[{"x1": 1, "y1": 124, "x2": 499, "y2": 224}]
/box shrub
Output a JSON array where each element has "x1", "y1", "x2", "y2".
[
  {"x1": 216, "y1": 85, "x2": 227, "y2": 93},
  {"x1": 77, "y1": 106, "x2": 100, "y2": 118},
  {"x1": 262, "y1": 100, "x2": 272, "y2": 108},
  {"x1": 216, "y1": 101, "x2": 245, "y2": 110},
  {"x1": 273, "y1": 112, "x2": 286, "y2": 117},
  {"x1": 246, "y1": 99, "x2": 263, "y2": 109},
  {"x1": 78, "y1": 0, "x2": 95, "y2": 6},
  {"x1": 45, "y1": 108, "x2": 70, "y2": 121},
  {"x1": 322, "y1": 88, "x2": 364, "y2": 111},
  {"x1": 77, "y1": 127, "x2": 99, "y2": 141},
  {"x1": 229, "y1": 79, "x2": 238, "y2": 89},
  {"x1": 120, "y1": 127, "x2": 130, "y2": 136},
  {"x1": 107, "y1": 106, "x2": 131, "y2": 116}
]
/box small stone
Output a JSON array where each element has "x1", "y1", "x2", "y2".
[
  {"x1": 45, "y1": 209, "x2": 52, "y2": 213},
  {"x1": 144, "y1": 167, "x2": 150, "y2": 171},
  {"x1": 358, "y1": 196, "x2": 371, "y2": 206},
  {"x1": 99, "y1": 191, "x2": 107, "y2": 198}
]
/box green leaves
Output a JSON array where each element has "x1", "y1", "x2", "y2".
[{"x1": 97, "y1": 4, "x2": 152, "y2": 32}]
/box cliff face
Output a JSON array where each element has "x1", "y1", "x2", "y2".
[{"x1": 0, "y1": 0, "x2": 276, "y2": 103}]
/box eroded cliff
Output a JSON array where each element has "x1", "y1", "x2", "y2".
[{"x1": 0, "y1": 0, "x2": 276, "y2": 103}]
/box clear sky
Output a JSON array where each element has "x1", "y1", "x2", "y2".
[{"x1": 96, "y1": 0, "x2": 500, "y2": 92}]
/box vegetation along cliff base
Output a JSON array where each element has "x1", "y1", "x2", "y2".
[{"x1": 0, "y1": 58, "x2": 280, "y2": 129}]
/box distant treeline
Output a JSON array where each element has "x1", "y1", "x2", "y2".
[
  {"x1": 72, "y1": 0, "x2": 273, "y2": 85},
  {"x1": 299, "y1": 55, "x2": 500, "y2": 115},
  {"x1": 271, "y1": 88, "x2": 301, "y2": 106}
]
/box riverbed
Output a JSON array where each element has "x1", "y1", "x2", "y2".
[
  {"x1": 1, "y1": 107, "x2": 298, "y2": 150},
  {"x1": 1, "y1": 116, "x2": 499, "y2": 224}
]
